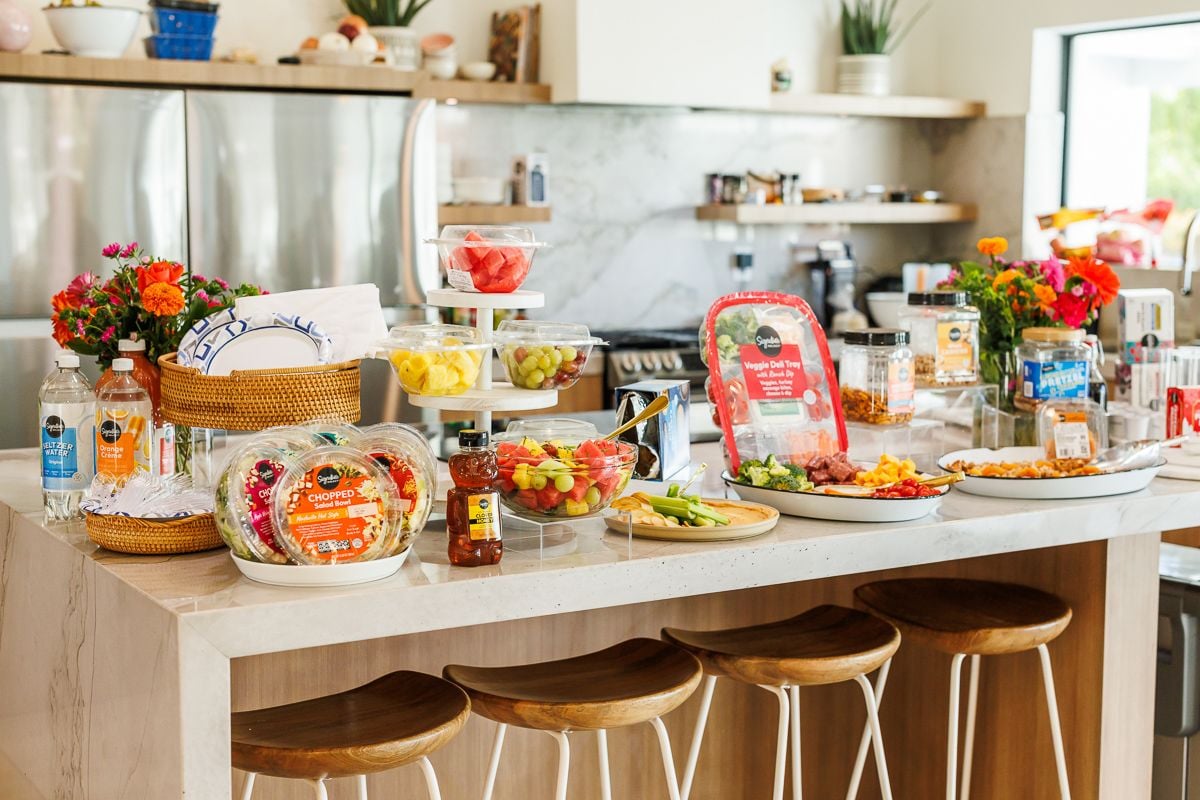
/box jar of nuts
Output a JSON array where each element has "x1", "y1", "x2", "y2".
[
  {"x1": 838, "y1": 328, "x2": 915, "y2": 425},
  {"x1": 898, "y1": 291, "x2": 980, "y2": 387}
]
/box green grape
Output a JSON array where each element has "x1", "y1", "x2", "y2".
[
  {"x1": 531, "y1": 474, "x2": 548, "y2": 490},
  {"x1": 537, "y1": 355, "x2": 552, "y2": 370},
  {"x1": 560, "y1": 345, "x2": 578, "y2": 362},
  {"x1": 554, "y1": 473, "x2": 575, "y2": 492},
  {"x1": 521, "y1": 355, "x2": 539, "y2": 372},
  {"x1": 584, "y1": 486, "x2": 601, "y2": 505},
  {"x1": 550, "y1": 349, "x2": 563, "y2": 367}
]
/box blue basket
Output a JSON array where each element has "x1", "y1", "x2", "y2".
[
  {"x1": 149, "y1": 7, "x2": 218, "y2": 36},
  {"x1": 144, "y1": 33, "x2": 215, "y2": 61}
]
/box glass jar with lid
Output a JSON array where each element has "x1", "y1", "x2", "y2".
[
  {"x1": 838, "y1": 328, "x2": 915, "y2": 425},
  {"x1": 1015, "y1": 327, "x2": 1090, "y2": 412},
  {"x1": 897, "y1": 291, "x2": 980, "y2": 386}
]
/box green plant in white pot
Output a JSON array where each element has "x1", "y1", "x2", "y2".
[
  {"x1": 838, "y1": 0, "x2": 929, "y2": 96},
  {"x1": 344, "y1": 0, "x2": 437, "y2": 71}
]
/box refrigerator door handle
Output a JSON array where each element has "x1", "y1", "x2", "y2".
[
  {"x1": 398, "y1": 97, "x2": 439, "y2": 309},
  {"x1": 1158, "y1": 596, "x2": 1200, "y2": 738}
]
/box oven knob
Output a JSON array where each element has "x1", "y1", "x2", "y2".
[
  {"x1": 644, "y1": 353, "x2": 659, "y2": 371},
  {"x1": 622, "y1": 353, "x2": 641, "y2": 372},
  {"x1": 669, "y1": 352, "x2": 684, "y2": 371}
]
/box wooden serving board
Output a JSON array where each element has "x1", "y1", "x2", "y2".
[{"x1": 605, "y1": 499, "x2": 779, "y2": 542}]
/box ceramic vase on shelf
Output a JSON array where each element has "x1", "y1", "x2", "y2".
[
  {"x1": 371, "y1": 26, "x2": 420, "y2": 71},
  {"x1": 0, "y1": 0, "x2": 32, "y2": 52},
  {"x1": 836, "y1": 54, "x2": 891, "y2": 96}
]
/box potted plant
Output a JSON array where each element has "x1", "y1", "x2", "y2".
[
  {"x1": 838, "y1": 0, "x2": 929, "y2": 96},
  {"x1": 343, "y1": 0, "x2": 437, "y2": 71}
]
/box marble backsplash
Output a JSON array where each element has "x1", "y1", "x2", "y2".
[{"x1": 437, "y1": 104, "x2": 962, "y2": 330}]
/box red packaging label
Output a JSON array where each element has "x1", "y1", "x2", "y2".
[
  {"x1": 739, "y1": 342, "x2": 807, "y2": 401},
  {"x1": 1167, "y1": 387, "x2": 1200, "y2": 437}
]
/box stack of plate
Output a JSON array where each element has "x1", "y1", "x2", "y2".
[{"x1": 177, "y1": 309, "x2": 333, "y2": 375}]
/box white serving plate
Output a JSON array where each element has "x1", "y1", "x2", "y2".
[
  {"x1": 938, "y1": 446, "x2": 1165, "y2": 499},
  {"x1": 197, "y1": 313, "x2": 333, "y2": 375},
  {"x1": 230, "y1": 549, "x2": 410, "y2": 587},
  {"x1": 723, "y1": 472, "x2": 946, "y2": 523}
]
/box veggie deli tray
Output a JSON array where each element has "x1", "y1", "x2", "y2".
[
  {"x1": 725, "y1": 472, "x2": 948, "y2": 523},
  {"x1": 939, "y1": 446, "x2": 1164, "y2": 499}
]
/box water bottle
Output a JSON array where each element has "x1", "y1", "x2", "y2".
[
  {"x1": 95, "y1": 358, "x2": 152, "y2": 482},
  {"x1": 39, "y1": 352, "x2": 95, "y2": 522}
]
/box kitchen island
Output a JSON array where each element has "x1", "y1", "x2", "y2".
[{"x1": 0, "y1": 444, "x2": 1192, "y2": 800}]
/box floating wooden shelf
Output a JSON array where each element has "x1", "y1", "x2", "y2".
[
  {"x1": 438, "y1": 205, "x2": 552, "y2": 226},
  {"x1": 695, "y1": 202, "x2": 978, "y2": 225},
  {"x1": 0, "y1": 53, "x2": 552, "y2": 104},
  {"x1": 767, "y1": 92, "x2": 986, "y2": 120}
]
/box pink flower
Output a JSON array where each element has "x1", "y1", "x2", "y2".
[
  {"x1": 195, "y1": 289, "x2": 210, "y2": 304},
  {"x1": 1071, "y1": 284, "x2": 1084, "y2": 297},
  {"x1": 65, "y1": 272, "x2": 99, "y2": 306},
  {"x1": 140, "y1": 255, "x2": 151, "y2": 265},
  {"x1": 191, "y1": 274, "x2": 207, "y2": 284},
  {"x1": 1039, "y1": 259, "x2": 1065, "y2": 292},
  {"x1": 99, "y1": 326, "x2": 116, "y2": 343},
  {"x1": 119, "y1": 242, "x2": 138, "y2": 259},
  {"x1": 101, "y1": 242, "x2": 120, "y2": 258},
  {"x1": 74, "y1": 320, "x2": 84, "y2": 336},
  {"x1": 214, "y1": 277, "x2": 230, "y2": 290}
]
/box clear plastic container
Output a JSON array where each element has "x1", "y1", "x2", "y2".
[
  {"x1": 897, "y1": 292, "x2": 979, "y2": 387},
  {"x1": 838, "y1": 328, "x2": 915, "y2": 425},
  {"x1": 494, "y1": 320, "x2": 604, "y2": 391},
  {"x1": 351, "y1": 423, "x2": 437, "y2": 556},
  {"x1": 303, "y1": 420, "x2": 361, "y2": 447},
  {"x1": 1015, "y1": 327, "x2": 1090, "y2": 412},
  {"x1": 271, "y1": 447, "x2": 399, "y2": 565},
  {"x1": 1037, "y1": 399, "x2": 1107, "y2": 460},
  {"x1": 493, "y1": 419, "x2": 637, "y2": 519},
  {"x1": 426, "y1": 225, "x2": 548, "y2": 294},
  {"x1": 377, "y1": 323, "x2": 490, "y2": 396}
]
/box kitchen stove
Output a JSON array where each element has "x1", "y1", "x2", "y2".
[{"x1": 596, "y1": 328, "x2": 708, "y2": 407}]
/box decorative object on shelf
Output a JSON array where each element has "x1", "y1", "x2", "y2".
[
  {"x1": 939, "y1": 237, "x2": 1120, "y2": 410},
  {"x1": 421, "y1": 32, "x2": 457, "y2": 78},
  {"x1": 145, "y1": 0, "x2": 218, "y2": 61},
  {"x1": 837, "y1": 0, "x2": 930, "y2": 96},
  {"x1": 770, "y1": 58, "x2": 792, "y2": 93},
  {"x1": 43, "y1": 2, "x2": 141, "y2": 59},
  {"x1": 0, "y1": 0, "x2": 33, "y2": 53},
  {"x1": 460, "y1": 61, "x2": 497, "y2": 81},
  {"x1": 489, "y1": 3, "x2": 540, "y2": 83},
  {"x1": 511, "y1": 153, "x2": 549, "y2": 206},
  {"x1": 343, "y1": 0, "x2": 436, "y2": 70}
]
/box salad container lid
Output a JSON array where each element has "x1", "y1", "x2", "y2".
[
  {"x1": 378, "y1": 323, "x2": 490, "y2": 352},
  {"x1": 495, "y1": 417, "x2": 601, "y2": 445},
  {"x1": 216, "y1": 440, "x2": 317, "y2": 564},
  {"x1": 350, "y1": 423, "x2": 437, "y2": 556},
  {"x1": 427, "y1": 225, "x2": 548, "y2": 248},
  {"x1": 494, "y1": 320, "x2": 605, "y2": 346}
]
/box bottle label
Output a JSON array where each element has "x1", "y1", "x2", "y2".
[
  {"x1": 95, "y1": 406, "x2": 149, "y2": 480},
  {"x1": 886, "y1": 361, "x2": 915, "y2": 413},
  {"x1": 282, "y1": 463, "x2": 387, "y2": 562},
  {"x1": 467, "y1": 492, "x2": 501, "y2": 541},
  {"x1": 1022, "y1": 360, "x2": 1088, "y2": 400},
  {"x1": 40, "y1": 403, "x2": 93, "y2": 490},
  {"x1": 157, "y1": 424, "x2": 176, "y2": 477},
  {"x1": 935, "y1": 321, "x2": 974, "y2": 374}
]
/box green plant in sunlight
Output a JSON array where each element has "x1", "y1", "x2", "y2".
[
  {"x1": 1149, "y1": 88, "x2": 1200, "y2": 212},
  {"x1": 342, "y1": 0, "x2": 436, "y2": 27},
  {"x1": 840, "y1": 0, "x2": 930, "y2": 55}
]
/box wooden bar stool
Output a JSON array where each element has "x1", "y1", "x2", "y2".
[
  {"x1": 661, "y1": 604, "x2": 901, "y2": 800},
  {"x1": 853, "y1": 578, "x2": 1073, "y2": 800},
  {"x1": 232, "y1": 670, "x2": 470, "y2": 800},
  {"x1": 443, "y1": 637, "x2": 702, "y2": 800}
]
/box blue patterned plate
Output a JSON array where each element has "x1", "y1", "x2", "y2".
[
  {"x1": 194, "y1": 313, "x2": 334, "y2": 376},
  {"x1": 177, "y1": 308, "x2": 237, "y2": 367}
]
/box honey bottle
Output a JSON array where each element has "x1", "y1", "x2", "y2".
[{"x1": 447, "y1": 429, "x2": 503, "y2": 566}]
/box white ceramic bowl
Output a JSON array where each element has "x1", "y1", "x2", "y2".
[
  {"x1": 453, "y1": 176, "x2": 506, "y2": 205},
  {"x1": 866, "y1": 292, "x2": 906, "y2": 328},
  {"x1": 425, "y1": 55, "x2": 457, "y2": 80},
  {"x1": 460, "y1": 61, "x2": 497, "y2": 81},
  {"x1": 938, "y1": 446, "x2": 1165, "y2": 499},
  {"x1": 44, "y1": 5, "x2": 140, "y2": 59}
]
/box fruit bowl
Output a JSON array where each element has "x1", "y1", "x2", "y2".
[
  {"x1": 494, "y1": 420, "x2": 637, "y2": 519},
  {"x1": 377, "y1": 323, "x2": 489, "y2": 397},
  {"x1": 494, "y1": 321, "x2": 604, "y2": 391},
  {"x1": 427, "y1": 225, "x2": 547, "y2": 294}
]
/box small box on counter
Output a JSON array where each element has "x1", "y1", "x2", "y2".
[
  {"x1": 615, "y1": 379, "x2": 690, "y2": 481},
  {"x1": 512, "y1": 153, "x2": 549, "y2": 207},
  {"x1": 1117, "y1": 288, "x2": 1174, "y2": 362},
  {"x1": 1167, "y1": 387, "x2": 1200, "y2": 438}
]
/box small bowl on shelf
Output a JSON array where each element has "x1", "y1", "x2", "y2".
[
  {"x1": 377, "y1": 323, "x2": 490, "y2": 397},
  {"x1": 460, "y1": 61, "x2": 496, "y2": 81},
  {"x1": 297, "y1": 48, "x2": 375, "y2": 67},
  {"x1": 44, "y1": 4, "x2": 140, "y2": 58},
  {"x1": 427, "y1": 225, "x2": 547, "y2": 294},
  {"x1": 493, "y1": 419, "x2": 638, "y2": 520},
  {"x1": 494, "y1": 320, "x2": 604, "y2": 391}
]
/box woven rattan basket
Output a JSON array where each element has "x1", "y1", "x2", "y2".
[
  {"x1": 85, "y1": 512, "x2": 224, "y2": 555},
  {"x1": 158, "y1": 353, "x2": 361, "y2": 431}
]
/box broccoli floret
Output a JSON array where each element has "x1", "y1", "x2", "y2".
[
  {"x1": 785, "y1": 463, "x2": 808, "y2": 479},
  {"x1": 737, "y1": 460, "x2": 770, "y2": 487},
  {"x1": 765, "y1": 454, "x2": 790, "y2": 478},
  {"x1": 768, "y1": 473, "x2": 808, "y2": 492}
]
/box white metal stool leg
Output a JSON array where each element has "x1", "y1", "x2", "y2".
[
  {"x1": 544, "y1": 730, "x2": 571, "y2": 800},
  {"x1": 597, "y1": 729, "x2": 613, "y2": 800},
  {"x1": 354, "y1": 774, "x2": 368, "y2": 800},
  {"x1": 854, "y1": 672, "x2": 894, "y2": 800},
  {"x1": 649, "y1": 716, "x2": 683, "y2": 800},
  {"x1": 239, "y1": 772, "x2": 256, "y2": 800},
  {"x1": 789, "y1": 685, "x2": 802, "y2": 800},
  {"x1": 680, "y1": 674, "x2": 717, "y2": 800},
  {"x1": 760, "y1": 685, "x2": 791, "y2": 800},
  {"x1": 481, "y1": 722, "x2": 507, "y2": 800},
  {"x1": 946, "y1": 653, "x2": 967, "y2": 800},
  {"x1": 305, "y1": 778, "x2": 329, "y2": 800},
  {"x1": 960, "y1": 655, "x2": 981, "y2": 800},
  {"x1": 417, "y1": 756, "x2": 442, "y2": 800},
  {"x1": 1036, "y1": 644, "x2": 1072, "y2": 800},
  {"x1": 846, "y1": 658, "x2": 892, "y2": 800}
]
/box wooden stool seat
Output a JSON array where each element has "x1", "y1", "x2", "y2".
[
  {"x1": 854, "y1": 578, "x2": 1072, "y2": 656},
  {"x1": 662, "y1": 604, "x2": 900, "y2": 686},
  {"x1": 443, "y1": 637, "x2": 702, "y2": 731},
  {"x1": 231, "y1": 671, "x2": 470, "y2": 781}
]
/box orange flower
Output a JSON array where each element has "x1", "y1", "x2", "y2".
[
  {"x1": 977, "y1": 237, "x2": 1009, "y2": 257},
  {"x1": 141, "y1": 281, "x2": 185, "y2": 317},
  {"x1": 1066, "y1": 256, "x2": 1120, "y2": 305},
  {"x1": 1033, "y1": 284, "x2": 1058, "y2": 312},
  {"x1": 136, "y1": 261, "x2": 184, "y2": 294},
  {"x1": 992, "y1": 269, "x2": 1019, "y2": 289},
  {"x1": 50, "y1": 290, "x2": 74, "y2": 314},
  {"x1": 1011, "y1": 300, "x2": 1022, "y2": 313},
  {"x1": 51, "y1": 316, "x2": 72, "y2": 346}
]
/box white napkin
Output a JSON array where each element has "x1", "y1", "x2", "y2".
[
  {"x1": 235, "y1": 284, "x2": 388, "y2": 363},
  {"x1": 1161, "y1": 448, "x2": 1200, "y2": 481}
]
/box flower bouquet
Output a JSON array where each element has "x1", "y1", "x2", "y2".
[{"x1": 941, "y1": 237, "x2": 1120, "y2": 404}]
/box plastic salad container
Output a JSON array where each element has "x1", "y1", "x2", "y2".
[
  {"x1": 493, "y1": 418, "x2": 637, "y2": 519},
  {"x1": 494, "y1": 320, "x2": 604, "y2": 391},
  {"x1": 271, "y1": 447, "x2": 399, "y2": 565},
  {"x1": 302, "y1": 419, "x2": 362, "y2": 447},
  {"x1": 378, "y1": 323, "x2": 490, "y2": 396},
  {"x1": 427, "y1": 225, "x2": 547, "y2": 294},
  {"x1": 351, "y1": 423, "x2": 437, "y2": 556}
]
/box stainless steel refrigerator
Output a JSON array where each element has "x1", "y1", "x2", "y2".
[{"x1": 0, "y1": 83, "x2": 439, "y2": 449}]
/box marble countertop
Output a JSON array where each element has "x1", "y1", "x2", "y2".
[{"x1": 5, "y1": 445, "x2": 1200, "y2": 658}]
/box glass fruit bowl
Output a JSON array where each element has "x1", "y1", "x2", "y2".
[
  {"x1": 494, "y1": 320, "x2": 604, "y2": 391},
  {"x1": 426, "y1": 225, "x2": 548, "y2": 294},
  {"x1": 377, "y1": 323, "x2": 490, "y2": 397},
  {"x1": 493, "y1": 419, "x2": 637, "y2": 519}
]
